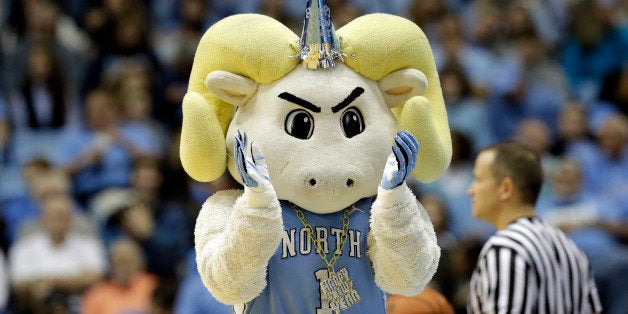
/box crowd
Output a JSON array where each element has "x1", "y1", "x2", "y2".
[{"x1": 0, "y1": 0, "x2": 626, "y2": 313}]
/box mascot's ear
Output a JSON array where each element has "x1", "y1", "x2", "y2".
[
  {"x1": 378, "y1": 68, "x2": 428, "y2": 108},
  {"x1": 206, "y1": 71, "x2": 259, "y2": 107}
]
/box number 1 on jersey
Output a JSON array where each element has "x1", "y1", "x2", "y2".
[{"x1": 315, "y1": 269, "x2": 334, "y2": 314}]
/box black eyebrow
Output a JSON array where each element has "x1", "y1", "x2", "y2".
[
  {"x1": 278, "y1": 92, "x2": 321, "y2": 113},
  {"x1": 331, "y1": 87, "x2": 365, "y2": 113}
]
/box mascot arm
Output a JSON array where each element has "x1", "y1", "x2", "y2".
[
  {"x1": 195, "y1": 189, "x2": 283, "y2": 304},
  {"x1": 368, "y1": 184, "x2": 440, "y2": 296}
]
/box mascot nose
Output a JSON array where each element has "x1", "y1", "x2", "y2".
[{"x1": 307, "y1": 177, "x2": 355, "y2": 188}]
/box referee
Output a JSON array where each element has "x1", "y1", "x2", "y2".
[{"x1": 466, "y1": 142, "x2": 602, "y2": 314}]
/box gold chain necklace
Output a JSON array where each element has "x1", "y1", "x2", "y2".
[
  {"x1": 288, "y1": 202, "x2": 361, "y2": 313},
  {"x1": 289, "y1": 202, "x2": 350, "y2": 274}
]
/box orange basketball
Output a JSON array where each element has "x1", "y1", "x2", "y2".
[{"x1": 386, "y1": 288, "x2": 455, "y2": 314}]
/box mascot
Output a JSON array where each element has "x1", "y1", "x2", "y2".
[{"x1": 180, "y1": 0, "x2": 451, "y2": 312}]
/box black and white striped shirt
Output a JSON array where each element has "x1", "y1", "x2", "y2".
[{"x1": 468, "y1": 217, "x2": 602, "y2": 314}]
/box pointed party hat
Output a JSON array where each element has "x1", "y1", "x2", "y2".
[{"x1": 297, "y1": 0, "x2": 344, "y2": 69}]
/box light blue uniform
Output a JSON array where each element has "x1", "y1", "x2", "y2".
[{"x1": 239, "y1": 197, "x2": 385, "y2": 313}]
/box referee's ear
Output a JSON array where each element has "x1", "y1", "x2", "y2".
[{"x1": 498, "y1": 177, "x2": 515, "y2": 202}]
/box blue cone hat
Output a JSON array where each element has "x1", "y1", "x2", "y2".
[{"x1": 297, "y1": 0, "x2": 344, "y2": 69}]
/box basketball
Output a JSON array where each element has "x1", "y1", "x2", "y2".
[{"x1": 386, "y1": 288, "x2": 455, "y2": 314}]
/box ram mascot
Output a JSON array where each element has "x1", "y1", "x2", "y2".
[{"x1": 180, "y1": 1, "x2": 451, "y2": 313}]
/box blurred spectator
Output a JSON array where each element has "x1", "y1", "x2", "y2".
[
  {"x1": 14, "y1": 170, "x2": 95, "y2": 238},
  {"x1": 3, "y1": 36, "x2": 83, "y2": 166},
  {"x1": 81, "y1": 237, "x2": 158, "y2": 314},
  {"x1": 103, "y1": 57, "x2": 154, "y2": 100},
  {"x1": 551, "y1": 101, "x2": 597, "y2": 157},
  {"x1": 537, "y1": 158, "x2": 619, "y2": 255},
  {"x1": 414, "y1": 131, "x2": 494, "y2": 240},
  {"x1": 440, "y1": 62, "x2": 495, "y2": 153},
  {"x1": 1, "y1": 158, "x2": 52, "y2": 244},
  {"x1": 82, "y1": 0, "x2": 163, "y2": 96},
  {"x1": 113, "y1": 76, "x2": 167, "y2": 158},
  {"x1": 487, "y1": 69, "x2": 555, "y2": 141},
  {"x1": 91, "y1": 157, "x2": 192, "y2": 280},
  {"x1": 487, "y1": 35, "x2": 566, "y2": 141},
  {"x1": 6, "y1": 39, "x2": 80, "y2": 131},
  {"x1": 173, "y1": 250, "x2": 232, "y2": 314},
  {"x1": 431, "y1": 12, "x2": 495, "y2": 95},
  {"x1": 4, "y1": 39, "x2": 81, "y2": 167},
  {"x1": 98, "y1": 57, "x2": 168, "y2": 156},
  {"x1": 82, "y1": 0, "x2": 144, "y2": 54},
  {"x1": 0, "y1": 249, "x2": 7, "y2": 312},
  {"x1": 103, "y1": 57, "x2": 168, "y2": 143},
  {"x1": 502, "y1": 0, "x2": 563, "y2": 47},
  {"x1": 537, "y1": 158, "x2": 628, "y2": 314},
  {"x1": 561, "y1": 0, "x2": 628, "y2": 103},
  {"x1": 8, "y1": 193, "x2": 106, "y2": 314},
  {"x1": 516, "y1": 32, "x2": 570, "y2": 126},
  {"x1": 2, "y1": 0, "x2": 87, "y2": 94},
  {"x1": 53, "y1": 89, "x2": 160, "y2": 205},
  {"x1": 574, "y1": 114, "x2": 628, "y2": 208},
  {"x1": 503, "y1": 2, "x2": 537, "y2": 42},
  {"x1": 513, "y1": 118, "x2": 555, "y2": 162},
  {"x1": 463, "y1": 3, "x2": 503, "y2": 52}
]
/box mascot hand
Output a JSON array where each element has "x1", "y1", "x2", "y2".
[
  {"x1": 234, "y1": 130, "x2": 271, "y2": 192},
  {"x1": 380, "y1": 130, "x2": 419, "y2": 190}
]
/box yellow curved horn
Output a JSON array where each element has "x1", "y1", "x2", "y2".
[
  {"x1": 338, "y1": 14, "x2": 452, "y2": 182},
  {"x1": 180, "y1": 14, "x2": 300, "y2": 182}
]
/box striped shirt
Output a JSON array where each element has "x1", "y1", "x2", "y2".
[{"x1": 468, "y1": 217, "x2": 602, "y2": 314}]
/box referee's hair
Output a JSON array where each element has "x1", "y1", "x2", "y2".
[{"x1": 482, "y1": 141, "x2": 543, "y2": 205}]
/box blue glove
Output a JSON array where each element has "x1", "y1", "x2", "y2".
[
  {"x1": 380, "y1": 130, "x2": 419, "y2": 190},
  {"x1": 234, "y1": 130, "x2": 270, "y2": 191}
]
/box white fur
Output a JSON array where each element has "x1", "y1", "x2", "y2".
[
  {"x1": 196, "y1": 64, "x2": 441, "y2": 306},
  {"x1": 195, "y1": 184, "x2": 439, "y2": 302},
  {"x1": 222, "y1": 64, "x2": 414, "y2": 214},
  {"x1": 195, "y1": 189, "x2": 283, "y2": 304},
  {"x1": 368, "y1": 185, "x2": 440, "y2": 296}
]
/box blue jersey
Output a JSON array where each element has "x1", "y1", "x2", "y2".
[{"x1": 238, "y1": 197, "x2": 385, "y2": 313}]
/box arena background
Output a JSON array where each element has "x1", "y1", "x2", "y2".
[{"x1": 0, "y1": 0, "x2": 627, "y2": 313}]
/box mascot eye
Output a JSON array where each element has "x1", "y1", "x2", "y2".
[
  {"x1": 285, "y1": 109, "x2": 314, "y2": 139},
  {"x1": 340, "y1": 107, "x2": 365, "y2": 138}
]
